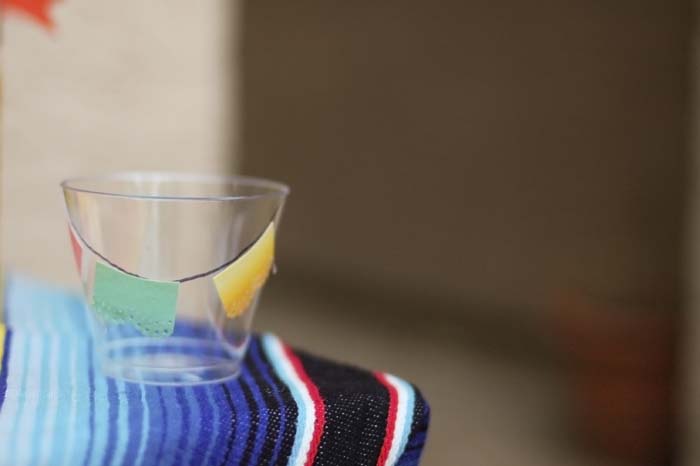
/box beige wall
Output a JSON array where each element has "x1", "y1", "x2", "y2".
[
  {"x1": 3, "y1": 0, "x2": 238, "y2": 285},
  {"x1": 241, "y1": 2, "x2": 690, "y2": 319}
]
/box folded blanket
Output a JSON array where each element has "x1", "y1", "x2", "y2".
[{"x1": 0, "y1": 277, "x2": 429, "y2": 465}]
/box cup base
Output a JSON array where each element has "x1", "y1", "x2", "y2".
[{"x1": 101, "y1": 337, "x2": 244, "y2": 386}]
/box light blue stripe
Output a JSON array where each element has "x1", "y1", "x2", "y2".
[
  {"x1": 8, "y1": 278, "x2": 54, "y2": 331},
  {"x1": 82, "y1": 337, "x2": 96, "y2": 466},
  {"x1": 63, "y1": 293, "x2": 79, "y2": 333},
  {"x1": 37, "y1": 335, "x2": 62, "y2": 466},
  {"x1": 90, "y1": 350, "x2": 110, "y2": 466},
  {"x1": 64, "y1": 337, "x2": 89, "y2": 465},
  {"x1": 13, "y1": 334, "x2": 43, "y2": 464},
  {"x1": 0, "y1": 333, "x2": 28, "y2": 464},
  {"x1": 5, "y1": 276, "x2": 87, "y2": 336},
  {"x1": 261, "y1": 334, "x2": 306, "y2": 466},
  {"x1": 69, "y1": 295, "x2": 90, "y2": 335},
  {"x1": 162, "y1": 386, "x2": 183, "y2": 466},
  {"x1": 180, "y1": 387, "x2": 201, "y2": 466},
  {"x1": 53, "y1": 292, "x2": 66, "y2": 333}
]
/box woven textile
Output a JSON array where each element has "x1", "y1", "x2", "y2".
[{"x1": 0, "y1": 277, "x2": 430, "y2": 465}]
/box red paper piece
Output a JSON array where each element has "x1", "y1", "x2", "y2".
[
  {"x1": 2, "y1": 0, "x2": 54, "y2": 30},
  {"x1": 68, "y1": 226, "x2": 82, "y2": 273}
]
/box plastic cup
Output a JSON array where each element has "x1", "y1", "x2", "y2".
[{"x1": 61, "y1": 172, "x2": 288, "y2": 386}]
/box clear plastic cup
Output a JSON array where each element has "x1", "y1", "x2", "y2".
[{"x1": 61, "y1": 173, "x2": 288, "y2": 386}]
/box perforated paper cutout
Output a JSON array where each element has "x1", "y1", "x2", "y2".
[{"x1": 92, "y1": 262, "x2": 179, "y2": 337}]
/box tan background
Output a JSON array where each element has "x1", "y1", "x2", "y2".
[{"x1": 2, "y1": 0, "x2": 236, "y2": 284}]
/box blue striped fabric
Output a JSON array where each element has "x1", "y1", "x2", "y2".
[{"x1": 0, "y1": 276, "x2": 430, "y2": 466}]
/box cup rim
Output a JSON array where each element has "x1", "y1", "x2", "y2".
[{"x1": 61, "y1": 172, "x2": 290, "y2": 202}]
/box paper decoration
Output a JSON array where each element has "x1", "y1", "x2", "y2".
[
  {"x1": 214, "y1": 222, "x2": 275, "y2": 318},
  {"x1": 68, "y1": 226, "x2": 82, "y2": 274},
  {"x1": 92, "y1": 262, "x2": 179, "y2": 337},
  {"x1": 2, "y1": 0, "x2": 54, "y2": 29}
]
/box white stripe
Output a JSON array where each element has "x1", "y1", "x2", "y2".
[
  {"x1": 0, "y1": 333, "x2": 27, "y2": 463},
  {"x1": 384, "y1": 374, "x2": 412, "y2": 466},
  {"x1": 90, "y1": 346, "x2": 110, "y2": 465},
  {"x1": 62, "y1": 338, "x2": 80, "y2": 466},
  {"x1": 111, "y1": 359, "x2": 130, "y2": 466},
  {"x1": 396, "y1": 378, "x2": 415, "y2": 459},
  {"x1": 37, "y1": 336, "x2": 61, "y2": 465},
  {"x1": 76, "y1": 338, "x2": 94, "y2": 464},
  {"x1": 135, "y1": 384, "x2": 150, "y2": 466},
  {"x1": 262, "y1": 335, "x2": 315, "y2": 466}
]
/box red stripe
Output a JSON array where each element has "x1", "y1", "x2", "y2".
[
  {"x1": 282, "y1": 343, "x2": 326, "y2": 466},
  {"x1": 375, "y1": 372, "x2": 398, "y2": 466}
]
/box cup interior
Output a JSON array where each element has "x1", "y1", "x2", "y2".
[{"x1": 61, "y1": 173, "x2": 288, "y2": 385}]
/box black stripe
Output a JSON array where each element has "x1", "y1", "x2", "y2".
[
  {"x1": 396, "y1": 387, "x2": 430, "y2": 465},
  {"x1": 246, "y1": 343, "x2": 281, "y2": 464},
  {"x1": 296, "y1": 351, "x2": 389, "y2": 466},
  {"x1": 258, "y1": 339, "x2": 298, "y2": 465},
  {"x1": 239, "y1": 376, "x2": 258, "y2": 465},
  {"x1": 219, "y1": 384, "x2": 237, "y2": 466}
]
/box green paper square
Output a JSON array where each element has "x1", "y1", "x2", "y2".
[{"x1": 92, "y1": 262, "x2": 179, "y2": 337}]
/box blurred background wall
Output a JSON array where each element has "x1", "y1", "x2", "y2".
[
  {"x1": 2, "y1": 0, "x2": 236, "y2": 283},
  {"x1": 240, "y1": 0, "x2": 689, "y2": 341},
  {"x1": 240, "y1": 2, "x2": 691, "y2": 464},
  {"x1": 685, "y1": 0, "x2": 700, "y2": 463}
]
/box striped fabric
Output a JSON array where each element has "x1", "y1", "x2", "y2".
[{"x1": 0, "y1": 277, "x2": 430, "y2": 466}]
